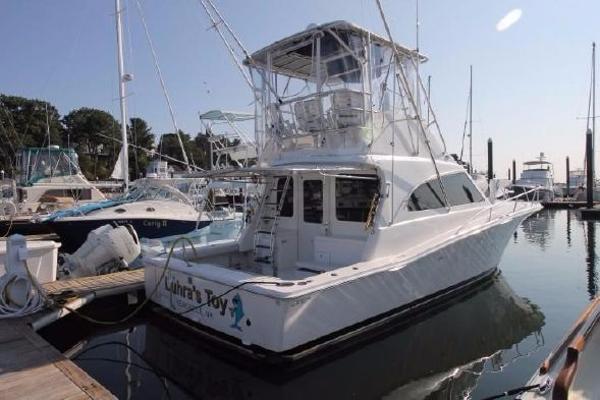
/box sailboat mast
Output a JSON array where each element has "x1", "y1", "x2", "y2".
[
  {"x1": 469, "y1": 65, "x2": 473, "y2": 173},
  {"x1": 593, "y1": 42, "x2": 596, "y2": 182},
  {"x1": 115, "y1": 0, "x2": 129, "y2": 189}
]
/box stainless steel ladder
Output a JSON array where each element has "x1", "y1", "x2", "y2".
[{"x1": 253, "y1": 176, "x2": 291, "y2": 276}]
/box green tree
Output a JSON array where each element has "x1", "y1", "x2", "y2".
[
  {"x1": 193, "y1": 132, "x2": 211, "y2": 170},
  {"x1": 62, "y1": 107, "x2": 121, "y2": 180},
  {"x1": 157, "y1": 131, "x2": 205, "y2": 171},
  {"x1": 0, "y1": 94, "x2": 63, "y2": 175},
  {"x1": 128, "y1": 117, "x2": 155, "y2": 179}
]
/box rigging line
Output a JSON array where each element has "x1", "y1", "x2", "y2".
[
  {"x1": 0, "y1": 99, "x2": 23, "y2": 149},
  {"x1": 95, "y1": 131, "x2": 203, "y2": 171},
  {"x1": 0, "y1": 118, "x2": 17, "y2": 158},
  {"x1": 133, "y1": 0, "x2": 191, "y2": 171},
  {"x1": 200, "y1": 0, "x2": 281, "y2": 103},
  {"x1": 204, "y1": 0, "x2": 251, "y2": 60},
  {"x1": 375, "y1": 0, "x2": 450, "y2": 208},
  {"x1": 197, "y1": 0, "x2": 255, "y2": 93}
]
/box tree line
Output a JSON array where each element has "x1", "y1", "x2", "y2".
[{"x1": 0, "y1": 94, "x2": 212, "y2": 181}]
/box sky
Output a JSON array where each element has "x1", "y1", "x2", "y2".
[{"x1": 1, "y1": 0, "x2": 599, "y2": 181}]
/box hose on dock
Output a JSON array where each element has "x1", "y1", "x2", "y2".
[
  {"x1": 0, "y1": 261, "x2": 47, "y2": 318},
  {"x1": 479, "y1": 383, "x2": 542, "y2": 400},
  {"x1": 56, "y1": 236, "x2": 199, "y2": 325}
]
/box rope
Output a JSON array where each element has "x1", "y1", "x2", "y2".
[
  {"x1": 0, "y1": 260, "x2": 47, "y2": 319},
  {"x1": 479, "y1": 383, "x2": 541, "y2": 400},
  {"x1": 72, "y1": 340, "x2": 172, "y2": 400},
  {"x1": 58, "y1": 236, "x2": 197, "y2": 325}
]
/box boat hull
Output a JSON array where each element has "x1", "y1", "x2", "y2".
[
  {"x1": 0, "y1": 217, "x2": 54, "y2": 236},
  {"x1": 145, "y1": 205, "x2": 536, "y2": 357},
  {"x1": 50, "y1": 218, "x2": 208, "y2": 253}
]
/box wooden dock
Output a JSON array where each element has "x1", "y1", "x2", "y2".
[{"x1": 0, "y1": 269, "x2": 145, "y2": 399}]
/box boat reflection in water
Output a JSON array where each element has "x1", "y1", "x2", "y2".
[
  {"x1": 520, "y1": 208, "x2": 557, "y2": 251},
  {"x1": 54, "y1": 275, "x2": 544, "y2": 400}
]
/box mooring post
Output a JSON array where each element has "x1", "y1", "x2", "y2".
[
  {"x1": 587, "y1": 129, "x2": 594, "y2": 208},
  {"x1": 566, "y1": 156, "x2": 570, "y2": 199},
  {"x1": 512, "y1": 159, "x2": 517, "y2": 184},
  {"x1": 487, "y1": 138, "x2": 493, "y2": 181}
]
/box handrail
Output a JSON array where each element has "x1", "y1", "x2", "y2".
[
  {"x1": 539, "y1": 295, "x2": 600, "y2": 375},
  {"x1": 455, "y1": 186, "x2": 542, "y2": 235},
  {"x1": 552, "y1": 298, "x2": 600, "y2": 400}
]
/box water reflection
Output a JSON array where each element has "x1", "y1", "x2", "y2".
[
  {"x1": 520, "y1": 209, "x2": 557, "y2": 250},
  {"x1": 46, "y1": 276, "x2": 544, "y2": 400},
  {"x1": 567, "y1": 209, "x2": 572, "y2": 248},
  {"x1": 585, "y1": 220, "x2": 598, "y2": 299}
]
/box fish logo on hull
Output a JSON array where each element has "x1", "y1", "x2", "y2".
[{"x1": 229, "y1": 294, "x2": 245, "y2": 331}]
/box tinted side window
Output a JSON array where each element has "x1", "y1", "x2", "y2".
[
  {"x1": 303, "y1": 180, "x2": 323, "y2": 223},
  {"x1": 276, "y1": 177, "x2": 294, "y2": 217},
  {"x1": 336, "y1": 176, "x2": 379, "y2": 222},
  {"x1": 407, "y1": 179, "x2": 445, "y2": 211},
  {"x1": 444, "y1": 173, "x2": 484, "y2": 206},
  {"x1": 407, "y1": 173, "x2": 484, "y2": 211}
]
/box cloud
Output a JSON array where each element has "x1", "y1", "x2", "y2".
[{"x1": 496, "y1": 9, "x2": 523, "y2": 32}]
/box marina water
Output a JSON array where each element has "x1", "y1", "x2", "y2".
[{"x1": 41, "y1": 209, "x2": 596, "y2": 399}]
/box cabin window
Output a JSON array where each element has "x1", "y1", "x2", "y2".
[
  {"x1": 407, "y1": 173, "x2": 484, "y2": 211},
  {"x1": 303, "y1": 180, "x2": 323, "y2": 223},
  {"x1": 407, "y1": 180, "x2": 445, "y2": 211},
  {"x1": 335, "y1": 176, "x2": 379, "y2": 222},
  {"x1": 276, "y1": 177, "x2": 294, "y2": 217},
  {"x1": 443, "y1": 173, "x2": 485, "y2": 205}
]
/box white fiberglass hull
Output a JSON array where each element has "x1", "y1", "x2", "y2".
[{"x1": 144, "y1": 203, "x2": 540, "y2": 356}]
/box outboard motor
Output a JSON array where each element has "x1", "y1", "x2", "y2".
[{"x1": 58, "y1": 224, "x2": 141, "y2": 279}]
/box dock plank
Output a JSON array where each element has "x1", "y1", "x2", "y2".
[
  {"x1": 0, "y1": 324, "x2": 115, "y2": 399},
  {"x1": 0, "y1": 269, "x2": 147, "y2": 399},
  {"x1": 43, "y1": 269, "x2": 144, "y2": 297}
]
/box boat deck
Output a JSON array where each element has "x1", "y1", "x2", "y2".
[{"x1": 0, "y1": 269, "x2": 145, "y2": 399}]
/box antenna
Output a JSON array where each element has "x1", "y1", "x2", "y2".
[
  {"x1": 45, "y1": 103, "x2": 52, "y2": 177},
  {"x1": 593, "y1": 42, "x2": 596, "y2": 181},
  {"x1": 469, "y1": 65, "x2": 473, "y2": 174},
  {"x1": 415, "y1": 0, "x2": 420, "y2": 113}
]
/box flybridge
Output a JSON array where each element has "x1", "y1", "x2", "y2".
[{"x1": 242, "y1": 20, "x2": 447, "y2": 164}]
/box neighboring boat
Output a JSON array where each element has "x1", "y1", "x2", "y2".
[
  {"x1": 566, "y1": 168, "x2": 586, "y2": 197},
  {"x1": 0, "y1": 146, "x2": 121, "y2": 235},
  {"x1": 42, "y1": 178, "x2": 210, "y2": 253},
  {"x1": 199, "y1": 109, "x2": 258, "y2": 169},
  {"x1": 509, "y1": 153, "x2": 557, "y2": 201},
  {"x1": 520, "y1": 296, "x2": 600, "y2": 400},
  {"x1": 141, "y1": 20, "x2": 541, "y2": 359}
]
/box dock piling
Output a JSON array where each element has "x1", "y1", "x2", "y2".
[
  {"x1": 487, "y1": 138, "x2": 493, "y2": 181},
  {"x1": 566, "y1": 156, "x2": 570, "y2": 198},
  {"x1": 512, "y1": 159, "x2": 516, "y2": 184}
]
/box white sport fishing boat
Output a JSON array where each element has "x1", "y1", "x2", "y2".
[
  {"x1": 509, "y1": 153, "x2": 558, "y2": 201},
  {"x1": 137, "y1": 276, "x2": 543, "y2": 399},
  {"x1": 142, "y1": 20, "x2": 541, "y2": 359}
]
